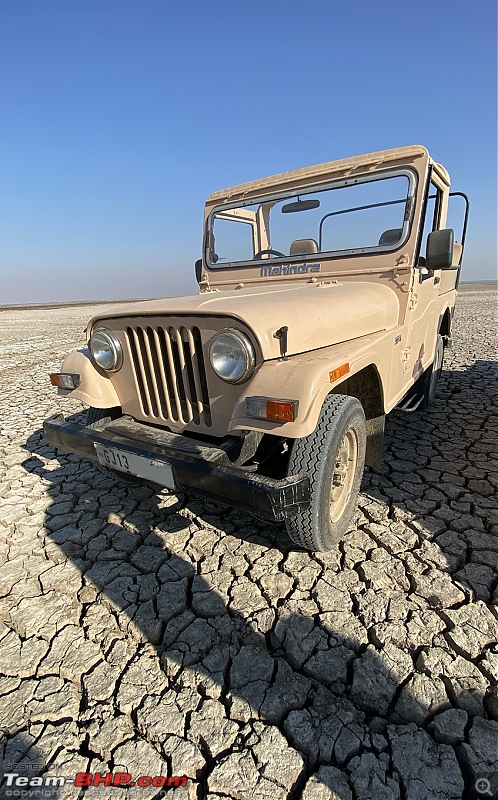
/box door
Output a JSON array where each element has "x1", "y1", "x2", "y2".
[{"x1": 405, "y1": 174, "x2": 446, "y2": 383}]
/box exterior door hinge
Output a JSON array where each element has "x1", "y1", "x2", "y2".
[
  {"x1": 409, "y1": 294, "x2": 418, "y2": 309},
  {"x1": 402, "y1": 347, "x2": 411, "y2": 363}
]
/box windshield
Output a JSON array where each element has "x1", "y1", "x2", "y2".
[{"x1": 208, "y1": 171, "x2": 414, "y2": 268}]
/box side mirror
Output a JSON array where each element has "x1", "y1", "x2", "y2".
[
  {"x1": 426, "y1": 228, "x2": 454, "y2": 271},
  {"x1": 195, "y1": 259, "x2": 203, "y2": 283}
]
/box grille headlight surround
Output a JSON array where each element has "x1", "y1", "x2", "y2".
[
  {"x1": 209, "y1": 329, "x2": 256, "y2": 384},
  {"x1": 89, "y1": 328, "x2": 123, "y2": 372}
]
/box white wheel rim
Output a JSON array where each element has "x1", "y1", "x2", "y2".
[{"x1": 330, "y1": 428, "x2": 358, "y2": 524}]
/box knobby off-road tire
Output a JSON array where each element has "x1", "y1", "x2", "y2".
[
  {"x1": 420, "y1": 333, "x2": 444, "y2": 410},
  {"x1": 87, "y1": 407, "x2": 139, "y2": 483},
  {"x1": 285, "y1": 394, "x2": 366, "y2": 552}
]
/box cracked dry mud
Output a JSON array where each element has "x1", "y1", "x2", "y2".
[{"x1": 0, "y1": 286, "x2": 497, "y2": 800}]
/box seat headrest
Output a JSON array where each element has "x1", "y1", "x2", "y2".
[
  {"x1": 289, "y1": 238, "x2": 319, "y2": 256},
  {"x1": 378, "y1": 228, "x2": 402, "y2": 247}
]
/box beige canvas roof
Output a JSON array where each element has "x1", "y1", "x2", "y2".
[{"x1": 206, "y1": 145, "x2": 430, "y2": 205}]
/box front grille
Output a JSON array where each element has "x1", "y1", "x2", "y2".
[{"x1": 125, "y1": 324, "x2": 211, "y2": 427}]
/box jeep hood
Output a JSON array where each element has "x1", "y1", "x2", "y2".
[{"x1": 90, "y1": 282, "x2": 399, "y2": 360}]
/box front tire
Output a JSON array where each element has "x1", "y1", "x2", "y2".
[{"x1": 285, "y1": 394, "x2": 366, "y2": 551}]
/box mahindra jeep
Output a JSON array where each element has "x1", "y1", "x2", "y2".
[{"x1": 44, "y1": 145, "x2": 468, "y2": 551}]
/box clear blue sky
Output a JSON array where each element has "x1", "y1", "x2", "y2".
[{"x1": 0, "y1": 0, "x2": 496, "y2": 304}]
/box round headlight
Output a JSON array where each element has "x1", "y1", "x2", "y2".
[
  {"x1": 209, "y1": 329, "x2": 255, "y2": 384},
  {"x1": 89, "y1": 328, "x2": 123, "y2": 372}
]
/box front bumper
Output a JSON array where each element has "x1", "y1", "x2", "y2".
[{"x1": 43, "y1": 414, "x2": 310, "y2": 523}]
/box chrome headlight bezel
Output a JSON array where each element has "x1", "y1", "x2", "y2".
[
  {"x1": 208, "y1": 328, "x2": 256, "y2": 384},
  {"x1": 89, "y1": 327, "x2": 123, "y2": 372}
]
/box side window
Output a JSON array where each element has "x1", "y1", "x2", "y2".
[
  {"x1": 419, "y1": 182, "x2": 442, "y2": 265},
  {"x1": 212, "y1": 217, "x2": 254, "y2": 264}
]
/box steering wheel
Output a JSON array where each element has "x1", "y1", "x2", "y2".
[{"x1": 253, "y1": 249, "x2": 286, "y2": 260}]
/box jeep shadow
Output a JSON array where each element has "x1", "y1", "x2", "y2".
[{"x1": 12, "y1": 360, "x2": 497, "y2": 799}]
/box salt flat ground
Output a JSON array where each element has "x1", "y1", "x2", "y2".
[{"x1": 0, "y1": 286, "x2": 497, "y2": 800}]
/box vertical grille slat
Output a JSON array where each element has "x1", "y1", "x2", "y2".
[
  {"x1": 126, "y1": 327, "x2": 150, "y2": 416},
  {"x1": 186, "y1": 328, "x2": 204, "y2": 415},
  {"x1": 173, "y1": 327, "x2": 193, "y2": 423},
  {"x1": 143, "y1": 327, "x2": 163, "y2": 418},
  {"x1": 152, "y1": 328, "x2": 174, "y2": 420},
  {"x1": 125, "y1": 321, "x2": 211, "y2": 427},
  {"x1": 193, "y1": 326, "x2": 212, "y2": 427},
  {"x1": 136, "y1": 327, "x2": 159, "y2": 417},
  {"x1": 162, "y1": 325, "x2": 183, "y2": 421},
  {"x1": 157, "y1": 327, "x2": 179, "y2": 421}
]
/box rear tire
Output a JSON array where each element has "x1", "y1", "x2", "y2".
[
  {"x1": 285, "y1": 394, "x2": 366, "y2": 551},
  {"x1": 420, "y1": 334, "x2": 444, "y2": 409}
]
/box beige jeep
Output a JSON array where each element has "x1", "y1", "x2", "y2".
[{"x1": 44, "y1": 145, "x2": 468, "y2": 551}]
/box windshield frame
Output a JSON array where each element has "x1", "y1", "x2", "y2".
[{"x1": 205, "y1": 168, "x2": 418, "y2": 270}]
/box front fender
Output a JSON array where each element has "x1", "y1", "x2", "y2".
[
  {"x1": 228, "y1": 332, "x2": 388, "y2": 438},
  {"x1": 56, "y1": 348, "x2": 120, "y2": 408}
]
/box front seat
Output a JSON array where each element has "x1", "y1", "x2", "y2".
[
  {"x1": 289, "y1": 238, "x2": 319, "y2": 256},
  {"x1": 378, "y1": 229, "x2": 402, "y2": 247}
]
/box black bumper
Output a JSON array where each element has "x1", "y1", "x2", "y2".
[{"x1": 43, "y1": 414, "x2": 310, "y2": 523}]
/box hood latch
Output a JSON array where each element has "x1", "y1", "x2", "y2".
[{"x1": 274, "y1": 326, "x2": 289, "y2": 360}]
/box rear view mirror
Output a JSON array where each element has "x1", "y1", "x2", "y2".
[
  {"x1": 195, "y1": 259, "x2": 203, "y2": 282},
  {"x1": 426, "y1": 228, "x2": 454, "y2": 270},
  {"x1": 282, "y1": 198, "x2": 320, "y2": 213}
]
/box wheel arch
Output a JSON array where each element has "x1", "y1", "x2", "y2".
[
  {"x1": 57, "y1": 348, "x2": 121, "y2": 408},
  {"x1": 331, "y1": 363, "x2": 385, "y2": 469},
  {"x1": 438, "y1": 306, "x2": 453, "y2": 346}
]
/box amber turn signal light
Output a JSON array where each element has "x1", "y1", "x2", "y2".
[
  {"x1": 266, "y1": 401, "x2": 296, "y2": 422},
  {"x1": 245, "y1": 397, "x2": 298, "y2": 422},
  {"x1": 329, "y1": 363, "x2": 349, "y2": 383}
]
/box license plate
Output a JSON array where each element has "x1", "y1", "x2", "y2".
[{"x1": 94, "y1": 444, "x2": 176, "y2": 488}]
